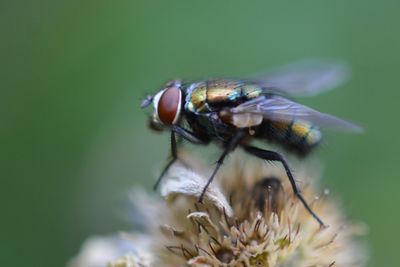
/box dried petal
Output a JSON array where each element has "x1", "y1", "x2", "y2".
[{"x1": 160, "y1": 164, "x2": 233, "y2": 217}]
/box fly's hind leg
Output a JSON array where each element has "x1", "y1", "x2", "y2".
[
  {"x1": 242, "y1": 145, "x2": 325, "y2": 227},
  {"x1": 198, "y1": 131, "x2": 245, "y2": 203}
]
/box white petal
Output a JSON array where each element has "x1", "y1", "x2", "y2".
[
  {"x1": 108, "y1": 254, "x2": 142, "y2": 267},
  {"x1": 68, "y1": 234, "x2": 153, "y2": 267},
  {"x1": 160, "y1": 164, "x2": 233, "y2": 217}
]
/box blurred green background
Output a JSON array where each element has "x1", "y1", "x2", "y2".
[{"x1": 1, "y1": 1, "x2": 399, "y2": 266}]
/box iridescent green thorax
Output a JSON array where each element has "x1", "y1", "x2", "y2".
[{"x1": 185, "y1": 79, "x2": 262, "y2": 114}]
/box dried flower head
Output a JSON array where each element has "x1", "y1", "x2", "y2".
[{"x1": 70, "y1": 151, "x2": 366, "y2": 267}]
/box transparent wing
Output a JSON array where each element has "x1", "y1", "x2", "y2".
[
  {"x1": 251, "y1": 60, "x2": 350, "y2": 97},
  {"x1": 231, "y1": 96, "x2": 363, "y2": 132}
]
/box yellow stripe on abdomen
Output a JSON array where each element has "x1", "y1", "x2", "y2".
[{"x1": 291, "y1": 122, "x2": 321, "y2": 146}]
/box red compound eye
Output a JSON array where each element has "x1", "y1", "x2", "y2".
[{"x1": 157, "y1": 86, "x2": 181, "y2": 125}]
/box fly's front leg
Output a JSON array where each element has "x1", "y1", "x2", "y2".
[
  {"x1": 153, "y1": 131, "x2": 178, "y2": 190},
  {"x1": 153, "y1": 126, "x2": 208, "y2": 191},
  {"x1": 242, "y1": 145, "x2": 325, "y2": 227},
  {"x1": 172, "y1": 125, "x2": 209, "y2": 145},
  {"x1": 198, "y1": 131, "x2": 245, "y2": 203}
]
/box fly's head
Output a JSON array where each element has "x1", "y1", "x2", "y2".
[{"x1": 141, "y1": 80, "x2": 183, "y2": 131}]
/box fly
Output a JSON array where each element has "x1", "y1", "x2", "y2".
[{"x1": 141, "y1": 60, "x2": 362, "y2": 227}]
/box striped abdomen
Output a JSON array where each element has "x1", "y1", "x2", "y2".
[{"x1": 257, "y1": 120, "x2": 322, "y2": 156}]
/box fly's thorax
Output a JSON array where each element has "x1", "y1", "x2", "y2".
[
  {"x1": 185, "y1": 82, "x2": 209, "y2": 113},
  {"x1": 152, "y1": 81, "x2": 183, "y2": 126},
  {"x1": 185, "y1": 80, "x2": 262, "y2": 114},
  {"x1": 241, "y1": 84, "x2": 263, "y2": 99}
]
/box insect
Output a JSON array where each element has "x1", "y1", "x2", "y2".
[{"x1": 141, "y1": 60, "x2": 362, "y2": 226}]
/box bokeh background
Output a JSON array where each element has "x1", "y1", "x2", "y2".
[{"x1": 2, "y1": 1, "x2": 399, "y2": 266}]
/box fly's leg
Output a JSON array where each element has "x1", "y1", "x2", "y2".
[
  {"x1": 242, "y1": 145, "x2": 325, "y2": 227},
  {"x1": 153, "y1": 126, "x2": 208, "y2": 191},
  {"x1": 153, "y1": 131, "x2": 178, "y2": 190},
  {"x1": 172, "y1": 125, "x2": 209, "y2": 145},
  {"x1": 198, "y1": 131, "x2": 245, "y2": 203}
]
